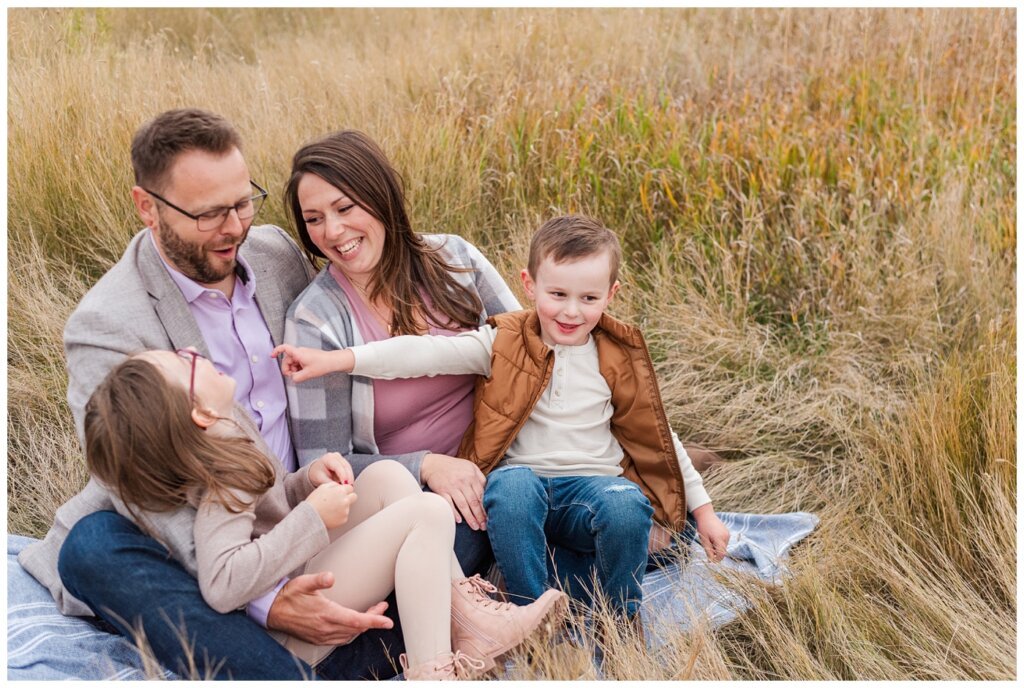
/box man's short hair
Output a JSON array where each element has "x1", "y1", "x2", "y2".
[
  {"x1": 130, "y1": 108, "x2": 242, "y2": 191},
  {"x1": 527, "y1": 214, "x2": 622, "y2": 285}
]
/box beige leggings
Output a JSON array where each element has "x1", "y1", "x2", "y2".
[{"x1": 279, "y1": 460, "x2": 464, "y2": 667}]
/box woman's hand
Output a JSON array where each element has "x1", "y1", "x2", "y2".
[
  {"x1": 692, "y1": 503, "x2": 730, "y2": 563},
  {"x1": 308, "y1": 452, "x2": 355, "y2": 487},
  {"x1": 271, "y1": 344, "x2": 354, "y2": 383},
  {"x1": 420, "y1": 453, "x2": 487, "y2": 531},
  {"x1": 305, "y1": 482, "x2": 357, "y2": 530}
]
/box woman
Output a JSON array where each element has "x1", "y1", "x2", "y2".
[{"x1": 282, "y1": 130, "x2": 520, "y2": 576}]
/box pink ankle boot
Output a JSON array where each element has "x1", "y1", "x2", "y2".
[
  {"x1": 399, "y1": 650, "x2": 487, "y2": 680},
  {"x1": 450, "y1": 575, "x2": 568, "y2": 673}
]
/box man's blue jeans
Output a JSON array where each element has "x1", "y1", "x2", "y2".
[
  {"x1": 483, "y1": 466, "x2": 654, "y2": 618},
  {"x1": 57, "y1": 501, "x2": 491, "y2": 679},
  {"x1": 57, "y1": 509, "x2": 482, "y2": 679}
]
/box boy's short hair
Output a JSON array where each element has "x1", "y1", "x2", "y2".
[
  {"x1": 528, "y1": 214, "x2": 622, "y2": 285},
  {"x1": 130, "y1": 108, "x2": 242, "y2": 191}
]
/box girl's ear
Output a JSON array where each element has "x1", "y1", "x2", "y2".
[{"x1": 190, "y1": 406, "x2": 219, "y2": 431}]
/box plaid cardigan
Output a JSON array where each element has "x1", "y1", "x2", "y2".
[{"x1": 283, "y1": 233, "x2": 520, "y2": 478}]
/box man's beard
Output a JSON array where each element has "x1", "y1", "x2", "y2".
[{"x1": 155, "y1": 216, "x2": 249, "y2": 284}]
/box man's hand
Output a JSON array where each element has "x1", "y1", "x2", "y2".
[
  {"x1": 692, "y1": 503, "x2": 730, "y2": 563},
  {"x1": 684, "y1": 444, "x2": 724, "y2": 474},
  {"x1": 420, "y1": 453, "x2": 487, "y2": 531},
  {"x1": 309, "y1": 452, "x2": 355, "y2": 487},
  {"x1": 266, "y1": 572, "x2": 393, "y2": 646},
  {"x1": 271, "y1": 344, "x2": 354, "y2": 383}
]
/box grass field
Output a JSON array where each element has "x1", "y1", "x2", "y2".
[{"x1": 7, "y1": 7, "x2": 1016, "y2": 680}]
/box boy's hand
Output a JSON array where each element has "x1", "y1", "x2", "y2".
[
  {"x1": 309, "y1": 452, "x2": 354, "y2": 487},
  {"x1": 271, "y1": 344, "x2": 354, "y2": 383},
  {"x1": 305, "y1": 482, "x2": 357, "y2": 530},
  {"x1": 692, "y1": 503, "x2": 730, "y2": 563}
]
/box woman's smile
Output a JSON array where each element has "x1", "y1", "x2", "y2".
[{"x1": 337, "y1": 237, "x2": 363, "y2": 256}]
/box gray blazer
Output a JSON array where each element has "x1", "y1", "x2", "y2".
[
  {"x1": 63, "y1": 225, "x2": 315, "y2": 440},
  {"x1": 19, "y1": 225, "x2": 315, "y2": 616}
]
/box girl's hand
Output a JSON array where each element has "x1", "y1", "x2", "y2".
[
  {"x1": 306, "y1": 482, "x2": 357, "y2": 530},
  {"x1": 271, "y1": 344, "x2": 354, "y2": 383},
  {"x1": 309, "y1": 452, "x2": 354, "y2": 487},
  {"x1": 692, "y1": 504, "x2": 730, "y2": 563}
]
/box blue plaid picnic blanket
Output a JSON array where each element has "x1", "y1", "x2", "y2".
[
  {"x1": 7, "y1": 511, "x2": 816, "y2": 680},
  {"x1": 640, "y1": 511, "x2": 818, "y2": 648},
  {"x1": 7, "y1": 534, "x2": 176, "y2": 680}
]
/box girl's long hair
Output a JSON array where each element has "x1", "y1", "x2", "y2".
[
  {"x1": 84, "y1": 357, "x2": 276, "y2": 515},
  {"x1": 284, "y1": 130, "x2": 484, "y2": 335}
]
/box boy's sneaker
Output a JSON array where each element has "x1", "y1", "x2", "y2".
[{"x1": 451, "y1": 575, "x2": 568, "y2": 673}]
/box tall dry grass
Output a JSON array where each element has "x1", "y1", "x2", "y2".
[{"x1": 7, "y1": 7, "x2": 1015, "y2": 680}]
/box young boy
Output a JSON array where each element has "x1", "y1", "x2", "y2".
[{"x1": 274, "y1": 215, "x2": 730, "y2": 627}]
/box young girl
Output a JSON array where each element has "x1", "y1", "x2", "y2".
[{"x1": 82, "y1": 348, "x2": 567, "y2": 679}]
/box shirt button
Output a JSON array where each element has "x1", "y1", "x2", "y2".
[
  {"x1": 208, "y1": 292, "x2": 219, "y2": 299},
  {"x1": 557, "y1": 368, "x2": 564, "y2": 376},
  {"x1": 554, "y1": 389, "x2": 561, "y2": 396},
  {"x1": 251, "y1": 355, "x2": 259, "y2": 363},
  {"x1": 256, "y1": 400, "x2": 265, "y2": 409}
]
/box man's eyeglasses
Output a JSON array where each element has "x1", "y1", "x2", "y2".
[
  {"x1": 144, "y1": 181, "x2": 268, "y2": 232},
  {"x1": 174, "y1": 349, "x2": 206, "y2": 404}
]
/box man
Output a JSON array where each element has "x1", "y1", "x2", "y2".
[{"x1": 18, "y1": 109, "x2": 403, "y2": 679}]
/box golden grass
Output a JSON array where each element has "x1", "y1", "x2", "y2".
[{"x1": 7, "y1": 7, "x2": 1015, "y2": 680}]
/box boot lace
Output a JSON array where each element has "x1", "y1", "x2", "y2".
[
  {"x1": 459, "y1": 574, "x2": 516, "y2": 611},
  {"x1": 400, "y1": 651, "x2": 486, "y2": 679},
  {"x1": 449, "y1": 650, "x2": 487, "y2": 678}
]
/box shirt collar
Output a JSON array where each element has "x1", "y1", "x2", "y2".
[
  {"x1": 552, "y1": 334, "x2": 596, "y2": 356},
  {"x1": 149, "y1": 231, "x2": 255, "y2": 304}
]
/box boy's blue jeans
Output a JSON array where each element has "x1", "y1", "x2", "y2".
[{"x1": 483, "y1": 465, "x2": 654, "y2": 618}]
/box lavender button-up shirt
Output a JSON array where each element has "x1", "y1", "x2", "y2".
[{"x1": 154, "y1": 235, "x2": 296, "y2": 625}]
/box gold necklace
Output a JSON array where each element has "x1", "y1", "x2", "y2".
[{"x1": 354, "y1": 283, "x2": 393, "y2": 335}]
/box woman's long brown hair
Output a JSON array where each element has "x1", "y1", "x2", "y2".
[
  {"x1": 284, "y1": 130, "x2": 484, "y2": 335},
  {"x1": 84, "y1": 357, "x2": 276, "y2": 516}
]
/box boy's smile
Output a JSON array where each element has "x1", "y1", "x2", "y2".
[{"x1": 521, "y1": 250, "x2": 620, "y2": 347}]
